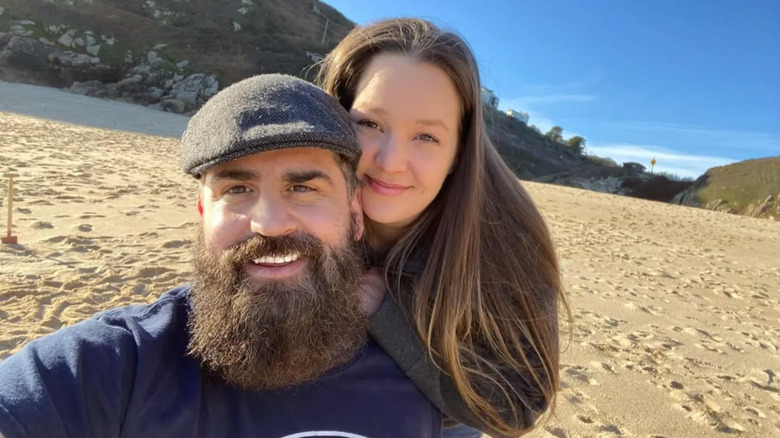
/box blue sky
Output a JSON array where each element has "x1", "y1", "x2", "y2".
[{"x1": 324, "y1": 0, "x2": 780, "y2": 178}]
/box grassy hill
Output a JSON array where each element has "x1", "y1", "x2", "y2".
[{"x1": 673, "y1": 157, "x2": 780, "y2": 219}]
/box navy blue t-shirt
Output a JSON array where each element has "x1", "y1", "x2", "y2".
[{"x1": 0, "y1": 286, "x2": 442, "y2": 438}]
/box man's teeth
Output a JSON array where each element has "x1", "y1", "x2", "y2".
[{"x1": 252, "y1": 253, "x2": 300, "y2": 264}]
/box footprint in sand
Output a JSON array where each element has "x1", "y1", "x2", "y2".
[
  {"x1": 564, "y1": 365, "x2": 599, "y2": 386},
  {"x1": 162, "y1": 239, "x2": 192, "y2": 249},
  {"x1": 31, "y1": 221, "x2": 54, "y2": 229}
]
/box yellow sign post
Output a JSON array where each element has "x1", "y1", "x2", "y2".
[
  {"x1": 650, "y1": 157, "x2": 657, "y2": 173},
  {"x1": 2, "y1": 173, "x2": 19, "y2": 244}
]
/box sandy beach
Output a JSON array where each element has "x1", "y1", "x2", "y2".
[{"x1": 1, "y1": 83, "x2": 778, "y2": 438}]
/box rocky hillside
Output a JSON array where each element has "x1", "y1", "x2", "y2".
[
  {"x1": 673, "y1": 157, "x2": 780, "y2": 219},
  {"x1": 0, "y1": 0, "x2": 353, "y2": 112}
]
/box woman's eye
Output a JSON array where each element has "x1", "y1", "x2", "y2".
[
  {"x1": 356, "y1": 119, "x2": 381, "y2": 131},
  {"x1": 417, "y1": 133, "x2": 439, "y2": 143}
]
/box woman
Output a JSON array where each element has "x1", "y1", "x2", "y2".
[{"x1": 317, "y1": 18, "x2": 569, "y2": 438}]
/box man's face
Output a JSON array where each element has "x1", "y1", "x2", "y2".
[{"x1": 188, "y1": 147, "x2": 366, "y2": 390}]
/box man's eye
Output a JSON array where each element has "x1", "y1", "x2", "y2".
[
  {"x1": 290, "y1": 185, "x2": 314, "y2": 193},
  {"x1": 225, "y1": 185, "x2": 250, "y2": 195}
]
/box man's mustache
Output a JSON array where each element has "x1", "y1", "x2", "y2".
[{"x1": 220, "y1": 232, "x2": 324, "y2": 266}]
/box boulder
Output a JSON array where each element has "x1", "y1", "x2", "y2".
[
  {"x1": 175, "y1": 90, "x2": 198, "y2": 111},
  {"x1": 0, "y1": 33, "x2": 10, "y2": 49},
  {"x1": 49, "y1": 50, "x2": 92, "y2": 68},
  {"x1": 48, "y1": 50, "x2": 120, "y2": 85},
  {"x1": 0, "y1": 36, "x2": 52, "y2": 72},
  {"x1": 70, "y1": 80, "x2": 107, "y2": 97},
  {"x1": 86, "y1": 44, "x2": 100, "y2": 56},
  {"x1": 57, "y1": 33, "x2": 74, "y2": 48},
  {"x1": 160, "y1": 98, "x2": 186, "y2": 113}
]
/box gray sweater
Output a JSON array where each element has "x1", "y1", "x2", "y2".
[{"x1": 368, "y1": 286, "x2": 553, "y2": 438}]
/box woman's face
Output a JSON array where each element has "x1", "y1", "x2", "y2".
[{"x1": 350, "y1": 53, "x2": 460, "y2": 230}]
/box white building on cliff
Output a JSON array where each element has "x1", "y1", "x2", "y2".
[
  {"x1": 481, "y1": 87, "x2": 499, "y2": 108},
  {"x1": 505, "y1": 109, "x2": 529, "y2": 124}
]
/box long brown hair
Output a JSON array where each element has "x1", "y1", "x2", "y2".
[{"x1": 317, "y1": 18, "x2": 569, "y2": 437}]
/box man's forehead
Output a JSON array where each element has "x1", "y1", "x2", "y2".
[{"x1": 204, "y1": 147, "x2": 344, "y2": 181}]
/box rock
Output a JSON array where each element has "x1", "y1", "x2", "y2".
[
  {"x1": 132, "y1": 64, "x2": 152, "y2": 76},
  {"x1": 153, "y1": 43, "x2": 168, "y2": 50},
  {"x1": 70, "y1": 80, "x2": 107, "y2": 97},
  {"x1": 117, "y1": 74, "x2": 143, "y2": 89},
  {"x1": 176, "y1": 59, "x2": 189, "y2": 69},
  {"x1": 203, "y1": 75, "x2": 219, "y2": 98},
  {"x1": 148, "y1": 86, "x2": 165, "y2": 102},
  {"x1": 38, "y1": 37, "x2": 54, "y2": 46},
  {"x1": 146, "y1": 50, "x2": 166, "y2": 67},
  {"x1": 0, "y1": 36, "x2": 52, "y2": 72},
  {"x1": 233, "y1": 21, "x2": 242, "y2": 32},
  {"x1": 0, "y1": 33, "x2": 10, "y2": 49},
  {"x1": 9, "y1": 25, "x2": 33, "y2": 37},
  {"x1": 86, "y1": 44, "x2": 100, "y2": 56},
  {"x1": 160, "y1": 98, "x2": 186, "y2": 113},
  {"x1": 49, "y1": 51, "x2": 92, "y2": 68},
  {"x1": 57, "y1": 33, "x2": 74, "y2": 48},
  {"x1": 74, "y1": 37, "x2": 85, "y2": 47},
  {"x1": 175, "y1": 90, "x2": 198, "y2": 111},
  {"x1": 48, "y1": 50, "x2": 120, "y2": 85},
  {"x1": 85, "y1": 35, "x2": 96, "y2": 46},
  {"x1": 0, "y1": 6, "x2": 5, "y2": 16},
  {"x1": 18, "y1": 19, "x2": 36, "y2": 26}
]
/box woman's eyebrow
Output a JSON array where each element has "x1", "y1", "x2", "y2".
[{"x1": 416, "y1": 118, "x2": 450, "y2": 132}]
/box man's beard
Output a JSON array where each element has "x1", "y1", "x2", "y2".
[{"x1": 187, "y1": 220, "x2": 367, "y2": 390}]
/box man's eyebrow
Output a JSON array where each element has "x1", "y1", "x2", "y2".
[
  {"x1": 209, "y1": 169, "x2": 261, "y2": 182},
  {"x1": 284, "y1": 170, "x2": 333, "y2": 186}
]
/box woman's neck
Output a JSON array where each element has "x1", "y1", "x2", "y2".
[{"x1": 366, "y1": 220, "x2": 410, "y2": 254}]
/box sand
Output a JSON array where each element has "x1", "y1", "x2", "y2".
[{"x1": 1, "y1": 84, "x2": 779, "y2": 438}]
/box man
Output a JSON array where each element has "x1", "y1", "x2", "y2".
[{"x1": 0, "y1": 75, "x2": 442, "y2": 438}]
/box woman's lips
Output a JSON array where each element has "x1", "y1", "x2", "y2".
[{"x1": 366, "y1": 175, "x2": 408, "y2": 196}]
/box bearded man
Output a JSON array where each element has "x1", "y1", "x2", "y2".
[{"x1": 0, "y1": 74, "x2": 441, "y2": 438}]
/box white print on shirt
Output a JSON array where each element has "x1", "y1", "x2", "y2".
[{"x1": 279, "y1": 433, "x2": 370, "y2": 438}]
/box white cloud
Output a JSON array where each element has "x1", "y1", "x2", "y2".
[{"x1": 587, "y1": 143, "x2": 737, "y2": 178}]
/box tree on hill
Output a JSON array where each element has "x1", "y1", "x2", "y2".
[
  {"x1": 566, "y1": 135, "x2": 586, "y2": 155},
  {"x1": 545, "y1": 126, "x2": 563, "y2": 143}
]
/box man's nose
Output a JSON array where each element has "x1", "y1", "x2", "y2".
[
  {"x1": 248, "y1": 194, "x2": 296, "y2": 237},
  {"x1": 375, "y1": 134, "x2": 408, "y2": 173}
]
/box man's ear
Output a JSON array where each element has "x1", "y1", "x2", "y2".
[
  {"x1": 197, "y1": 197, "x2": 204, "y2": 217},
  {"x1": 350, "y1": 188, "x2": 364, "y2": 241}
]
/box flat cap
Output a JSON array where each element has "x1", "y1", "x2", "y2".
[{"x1": 180, "y1": 74, "x2": 360, "y2": 177}]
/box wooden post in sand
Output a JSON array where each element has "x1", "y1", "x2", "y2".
[{"x1": 2, "y1": 173, "x2": 19, "y2": 244}]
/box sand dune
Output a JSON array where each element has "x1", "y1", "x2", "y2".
[{"x1": 1, "y1": 96, "x2": 779, "y2": 438}]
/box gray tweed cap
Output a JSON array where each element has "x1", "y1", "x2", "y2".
[{"x1": 180, "y1": 74, "x2": 360, "y2": 177}]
